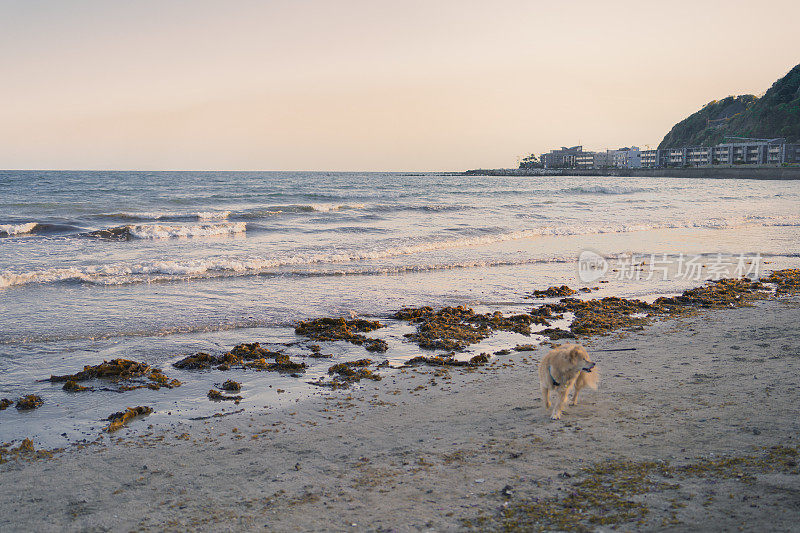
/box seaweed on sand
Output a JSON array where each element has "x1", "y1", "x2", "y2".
[
  {"x1": 49, "y1": 359, "x2": 152, "y2": 382},
  {"x1": 62, "y1": 380, "x2": 91, "y2": 392},
  {"x1": 759, "y1": 268, "x2": 800, "y2": 295},
  {"x1": 309, "y1": 359, "x2": 382, "y2": 390},
  {"x1": 394, "y1": 306, "x2": 533, "y2": 352},
  {"x1": 0, "y1": 398, "x2": 13, "y2": 410},
  {"x1": 243, "y1": 354, "x2": 307, "y2": 372},
  {"x1": 295, "y1": 317, "x2": 388, "y2": 352},
  {"x1": 49, "y1": 359, "x2": 182, "y2": 392},
  {"x1": 207, "y1": 390, "x2": 243, "y2": 403},
  {"x1": 173, "y1": 352, "x2": 242, "y2": 370},
  {"x1": 174, "y1": 344, "x2": 306, "y2": 373},
  {"x1": 527, "y1": 285, "x2": 577, "y2": 298},
  {"x1": 15, "y1": 395, "x2": 44, "y2": 410},
  {"x1": 0, "y1": 438, "x2": 61, "y2": 465},
  {"x1": 104, "y1": 406, "x2": 153, "y2": 432},
  {"x1": 219, "y1": 380, "x2": 241, "y2": 392},
  {"x1": 466, "y1": 446, "x2": 799, "y2": 532},
  {"x1": 403, "y1": 353, "x2": 490, "y2": 368}
]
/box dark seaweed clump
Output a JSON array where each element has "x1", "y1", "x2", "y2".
[
  {"x1": 0, "y1": 398, "x2": 13, "y2": 410},
  {"x1": 393, "y1": 306, "x2": 533, "y2": 352},
  {"x1": 527, "y1": 285, "x2": 577, "y2": 298},
  {"x1": 15, "y1": 395, "x2": 44, "y2": 410},
  {"x1": 539, "y1": 277, "x2": 775, "y2": 337},
  {"x1": 403, "y1": 353, "x2": 489, "y2": 368},
  {"x1": 207, "y1": 390, "x2": 243, "y2": 403},
  {"x1": 49, "y1": 359, "x2": 182, "y2": 392},
  {"x1": 105, "y1": 406, "x2": 153, "y2": 432},
  {"x1": 220, "y1": 380, "x2": 242, "y2": 392},
  {"x1": 0, "y1": 438, "x2": 61, "y2": 465},
  {"x1": 62, "y1": 380, "x2": 91, "y2": 392},
  {"x1": 295, "y1": 318, "x2": 388, "y2": 352},
  {"x1": 173, "y1": 343, "x2": 306, "y2": 373},
  {"x1": 310, "y1": 359, "x2": 383, "y2": 390}
]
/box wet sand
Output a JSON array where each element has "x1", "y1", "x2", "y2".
[{"x1": 1, "y1": 297, "x2": 799, "y2": 532}]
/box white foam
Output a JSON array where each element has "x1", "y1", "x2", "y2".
[
  {"x1": 195, "y1": 211, "x2": 231, "y2": 220},
  {"x1": 0, "y1": 222, "x2": 38, "y2": 236},
  {"x1": 126, "y1": 222, "x2": 246, "y2": 239},
  {"x1": 564, "y1": 185, "x2": 651, "y2": 195}
]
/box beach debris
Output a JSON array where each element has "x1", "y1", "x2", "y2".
[
  {"x1": 308, "y1": 359, "x2": 382, "y2": 389},
  {"x1": 174, "y1": 344, "x2": 306, "y2": 374},
  {"x1": 48, "y1": 358, "x2": 182, "y2": 392},
  {"x1": 50, "y1": 359, "x2": 151, "y2": 382},
  {"x1": 173, "y1": 352, "x2": 242, "y2": 370},
  {"x1": 0, "y1": 438, "x2": 60, "y2": 465},
  {"x1": 0, "y1": 398, "x2": 13, "y2": 410},
  {"x1": 295, "y1": 317, "x2": 388, "y2": 352},
  {"x1": 761, "y1": 268, "x2": 800, "y2": 295},
  {"x1": 468, "y1": 445, "x2": 799, "y2": 531},
  {"x1": 147, "y1": 371, "x2": 182, "y2": 389},
  {"x1": 62, "y1": 380, "x2": 92, "y2": 392},
  {"x1": 230, "y1": 342, "x2": 283, "y2": 360},
  {"x1": 207, "y1": 390, "x2": 243, "y2": 403},
  {"x1": 394, "y1": 306, "x2": 533, "y2": 352},
  {"x1": 104, "y1": 406, "x2": 153, "y2": 432},
  {"x1": 322, "y1": 359, "x2": 383, "y2": 389},
  {"x1": 244, "y1": 353, "x2": 307, "y2": 372},
  {"x1": 527, "y1": 285, "x2": 577, "y2": 298},
  {"x1": 15, "y1": 395, "x2": 44, "y2": 410},
  {"x1": 219, "y1": 380, "x2": 242, "y2": 392},
  {"x1": 514, "y1": 344, "x2": 536, "y2": 352},
  {"x1": 403, "y1": 353, "x2": 489, "y2": 368}
]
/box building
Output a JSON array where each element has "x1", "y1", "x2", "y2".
[
  {"x1": 609, "y1": 147, "x2": 642, "y2": 168},
  {"x1": 541, "y1": 146, "x2": 583, "y2": 168},
  {"x1": 638, "y1": 138, "x2": 800, "y2": 168},
  {"x1": 536, "y1": 138, "x2": 799, "y2": 170},
  {"x1": 641, "y1": 149, "x2": 659, "y2": 168},
  {"x1": 575, "y1": 150, "x2": 614, "y2": 169}
]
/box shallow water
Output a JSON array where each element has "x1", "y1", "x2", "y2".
[{"x1": 1, "y1": 171, "x2": 799, "y2": 445}]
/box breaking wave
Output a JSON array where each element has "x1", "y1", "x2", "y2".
[
  {"x1": 0, "y1": 222, "x2": 39, "y2": 237},
  {"x1": 85, "y1": 222, "x2": 246, "y2": 240}
]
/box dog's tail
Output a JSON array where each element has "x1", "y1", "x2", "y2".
[{"x1": 579, "y1": 367, "x2": 600, "y2": 390}]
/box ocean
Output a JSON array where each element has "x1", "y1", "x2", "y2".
[{"x1": 2, "y1": 170, "x2": 799, "y2": 444}]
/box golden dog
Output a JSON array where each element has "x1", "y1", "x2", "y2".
[{"x1": 538, "y1": 344, "x2": 598, "y2": 420}]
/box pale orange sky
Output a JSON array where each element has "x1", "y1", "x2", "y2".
[{"x1": 1, "y1": 0, "x2": 798, "y2": 171}]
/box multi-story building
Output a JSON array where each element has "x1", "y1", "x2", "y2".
[
  {"x1": 610, "y1": 147, "x2": 642, "y2": 168},
  {"x1": 540, "y1": 146, "x2": 583, "y2": 168},
  {"x1": 641, "y1": 149, "x2": 659, "y2": 168},
  {"x1": 535, "y1": 138, "x2": 799, "y2": 170}
]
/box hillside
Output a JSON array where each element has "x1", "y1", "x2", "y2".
[{"x1": 659, "y1": 63, "x2": 800, "y2": 148}]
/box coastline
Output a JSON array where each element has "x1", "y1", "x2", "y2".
[
  {"x1": 1, "y1": 290, "x2": 799, "y2": 531},
  {"x1": 463, "y1": 167, "x2": 800, "y2": 179}
]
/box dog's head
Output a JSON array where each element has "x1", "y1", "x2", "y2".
[{"x1": 568, "y1": 345, "x2": 595, "y2": 373}]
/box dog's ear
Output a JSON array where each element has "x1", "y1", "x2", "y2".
[{"x1": 568, "y1": 345, "x2": 583, "y2": 362}]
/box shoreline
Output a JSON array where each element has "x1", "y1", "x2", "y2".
[
  {"x1": 463, "y1": 167, "x2": 800, "y2": 179},
  {"x1": 1, "y1": 278, "x2": 799, "y2": 531}
]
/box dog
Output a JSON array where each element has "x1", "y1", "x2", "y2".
[{"x1": 538, "y1": 343, "x2": 598, "y2": 420}]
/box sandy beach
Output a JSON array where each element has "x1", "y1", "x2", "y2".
[{"x1": 1, "y1": 293, "x2": 798, "y2": 532}]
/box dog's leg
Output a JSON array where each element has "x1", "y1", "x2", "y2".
[
  {"x1": 571, "y1": 380, "x2": 584, "y2": 406},
  {"x1": 550, "y1": 387, "x2": 569, "y2": 420},
  {"x1": 541, "y1": 386, "x2": 551, "y2": 409}
]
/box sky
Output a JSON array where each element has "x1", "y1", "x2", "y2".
[{"x1": 1, "y1": 0, "x2": 798, "y2": 171}]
